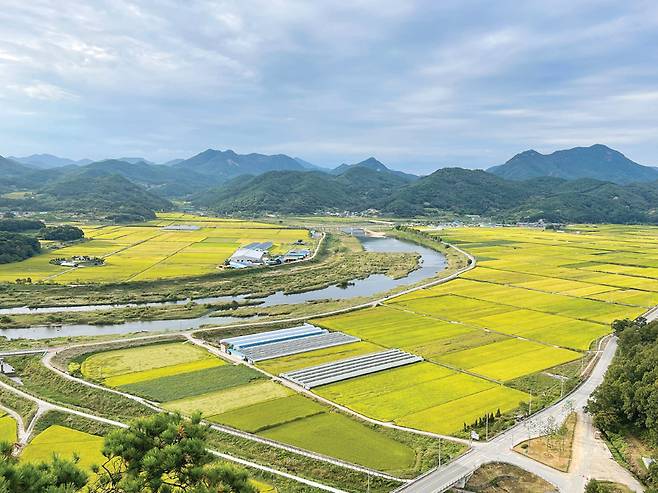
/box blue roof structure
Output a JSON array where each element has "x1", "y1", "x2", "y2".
[{"x1": 220, "y1": 324, "x2": 325, "y2": 350}]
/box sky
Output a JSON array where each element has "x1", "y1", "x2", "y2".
[{"x1": 1, "y1": 1, "x2": 658, "y2": 174}]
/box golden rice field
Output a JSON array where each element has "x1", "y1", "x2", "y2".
[
  {"x1": 307, "y1": 225, "x2": 658, "y2": 435},
  {"x1": 0, "y1": 212, "x2": 310, "y2": 283}
]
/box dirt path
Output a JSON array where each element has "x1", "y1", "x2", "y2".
[{"x1": 569, "y1": 411, "x2": 645, "y2": 492}]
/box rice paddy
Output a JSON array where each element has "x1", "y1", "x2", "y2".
[
  {"x1": 0, "y1": 212, "x2": 310, "y2": 283},
  {"x1": 305, "y1": 225, "x2": 658, "y2": 435},
  {"x1": 80, "y1": 341, "x2": 421, "y2": 474},
  {"x1": 0, "y1": 414, "x2": 16, "y2": 443},
  {"x1": 20, "y1": 425, "x2": 105, "y2": 471}
]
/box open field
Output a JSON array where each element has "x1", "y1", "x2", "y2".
[
  {"x1": 118, "y1": 364, "x2": 265, "y2": 402},
  {"x1": 81, "y1": 341, "x2": 220, "y2": 382},
  {"x1": 260, "y1": 412, "x2": 416, "y2": 472},
  {"x1": 0, "y1": 213, "x2": 310, "y2": 283},
  {"x1": 163, "y1": 380, "x2": 292, "y2": 416},
  {"x1": 208, "y1": 394, "x2": 325, "y2": 433},
  {"x1": 0, "y1": 414, "x2": 16, "y2": 443},
  {"x1": 20, "y1": 425, "x2": 105, "y2": 471}
]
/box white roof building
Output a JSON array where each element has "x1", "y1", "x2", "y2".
[{"x1": 229, "y1": 248, "x2": 267, "y2": 266}]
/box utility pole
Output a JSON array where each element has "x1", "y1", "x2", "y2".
[
  {"x1": 485, "y1": 413, "x2": 489, "y2": 441},
  {"x1": 438, "y1": 437, "x2": 442, "y2": 470},
  {"x1": 560, "y1": 378, "x2": 565, "y2": 398},
  {"x1": 367, "y1": 473, "x2": 370, "y2": 493}
]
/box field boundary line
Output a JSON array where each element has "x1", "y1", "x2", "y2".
[
  {"x1": 41, "y1": 346, "x2": 408, "y2": 483},
  {"x1": 0, "y1": 377, "x2": 347, "y2": 493}
]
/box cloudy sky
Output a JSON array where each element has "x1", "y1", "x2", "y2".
[{"x1": 1, "y1": 1, "x2": 658, "y2": 173}]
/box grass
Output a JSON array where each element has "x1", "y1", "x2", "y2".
[
  {"x1": 80, "y1": 341, "x2": 217, "y2": 381},
  {"x1": 5, "y1": 355, "x2": 152, "y2": 422},
  {"x1": 20, "y1": 425, "x2": 105, "y2": 472},
  {"x1": 163, "y1": 380, "x2": 291, "y2": 416},
  {"x1": 0, "y1": 387, "x2": 38, "y2": 425},
  {"x1": 514, "y1": 413, "x2": 577, "y2": 472},
  {"x1": 259, "y1": 412, "x2": 417, "y2": 473},
  {"x1": 118, "y1": 364, "x2": 265, "y2": 402},
  {"x1": 0, "y1": 415, "x2": 16, "y2": 443},
  {"x1": 208, "y1": 394, "x2": 324, "y2": 433}
]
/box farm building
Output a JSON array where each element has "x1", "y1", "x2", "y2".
[
  {"x1": 282, "y1": 248, "x2": 312, "y2": 262},
  {"x1": 227, "y1": 241, "x2": 274, "y2": 268},
  {"x1": 219, "y1": 324, "x2": 360, "y2": 363}
]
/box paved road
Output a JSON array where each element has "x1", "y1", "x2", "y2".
[{"x1": 397, "y1": 337, "x2": 622, "y2": 493}]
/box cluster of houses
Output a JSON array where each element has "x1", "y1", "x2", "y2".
[
  {"x1": 227, "y1": 241, "x2": 312, "y2": 269},
  {"x1": 49, "y1": 255, "x2": 105, "y2": 267}
]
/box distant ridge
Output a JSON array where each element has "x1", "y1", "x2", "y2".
[
  {"x1": 173, "y1": 149, "x2": 306, "y2": 181},
  {"x1": 331, "y1": 157, "x2": 417, "y2": 181},
  {"x1": 488, "y1": 144, "x2": 658, "y2": 184},
  {"x1": 9, "y1": 153, "x2": 92, "y2": 169}
]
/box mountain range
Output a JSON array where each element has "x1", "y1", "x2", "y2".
[
  {"x1": 487, "y1": 144, "x2": 658, "y2": 184},
  {"x1": 2, "y1": 144, "x2": 658, "y2": 223}
]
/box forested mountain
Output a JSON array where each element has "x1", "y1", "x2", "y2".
[
  {"x1": 488, "y1": 144, "x2": 658, "y2": 184},
  {"x1": 39, "y1": 170, "x2": 172, "y2": 219},
  {"x1": 332, "y1": 157, "x2": 418, "y2": 181},
  {"x1": 173, "y1": 149, "x2": 306, "y2": 181},
  {"x1": 79, "y1": 159, "x2": 219, "y2": 197},
  {"x1": 196, "y1": 164, "x2": 658, "y2": 223}
]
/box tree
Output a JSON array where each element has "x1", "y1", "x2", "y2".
[
  {"x1": 89, "y1": 413, "x2": 256, "y2": 493},
  {"x1": 0, "y1": 441, "x2": 88, "y2": 493},
  {"x1": 40, "y1": 225, "x2": 84, "y2": 241}
]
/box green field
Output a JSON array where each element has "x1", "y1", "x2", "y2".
[
  {"x1": 118, "y1": 364, "x2": 264, "y2": 402},
  {"x1": 208, "y1": 394, "x2": 325, "y2": 433},
  {"x1": 260, "y1": 412, "x2": 416, "y2": 472},
  {"x1": 21, "y1": 425, "x2": 105, "y2": 471},
  {"x1": 81, "y1": 342, "x2": 220, "y2": 382},
  {"x1": 0, "y1": 212, "x2": 310, "y2": 283},
  {"x1": 163, "y1": 380, "x2": 292, "y2": 416}
]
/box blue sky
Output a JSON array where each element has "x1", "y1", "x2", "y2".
[{"x1": 1, "y1": 1, "x2": 658, "y2": 174}]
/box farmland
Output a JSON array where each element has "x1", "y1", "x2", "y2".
[
  {"x1": 78, "y1": 341, "x2": 431, "y2": 476},
  {"x1": 0, "y1": 213, "x2": 311, "y2": 283},
  {"x1": 20, "y1": 425, "x2": 105, "y2": 471},
  {"x1": 304, "y1": 225, "x2": 658, "y2": 436}
]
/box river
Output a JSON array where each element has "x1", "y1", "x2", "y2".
[{"x1": 0, "y1": 236, "x2": 445, "y2": 340}]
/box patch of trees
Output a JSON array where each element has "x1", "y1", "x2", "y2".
[
  {"x1": 40, "y1": 225, "x2": 84, "y2": 241},
  {"x1": 0, "y1": 218, "x2": 45, "y2": 232},
  {"x1": 588, "y1": 318, "x2": 658, "y2": 489},
  {"x1": 0, "y1": 232, "x2": 41, "y2": 264}
]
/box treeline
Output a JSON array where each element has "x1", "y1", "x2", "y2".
[
  {"x1": 0, "y1": 232, "x2": 41, "y2": 264},
  {"x1": 0, "y1": 218, "x2": 45, "y2": 232},
  {"x1": 588, "y1": 318, "x2": 658, "y2": 489}
]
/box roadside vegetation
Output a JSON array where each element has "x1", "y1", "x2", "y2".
[
  {"x1": 588, "y1": 318, "x2": 658, "y2": 490},
  {"x1": 456, "y1": 462, "x2": 557, "y2": 493}
]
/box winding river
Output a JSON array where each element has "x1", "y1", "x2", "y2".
[{"x1": 0, "y1": 237, "x2": 446, "y2": 340}]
